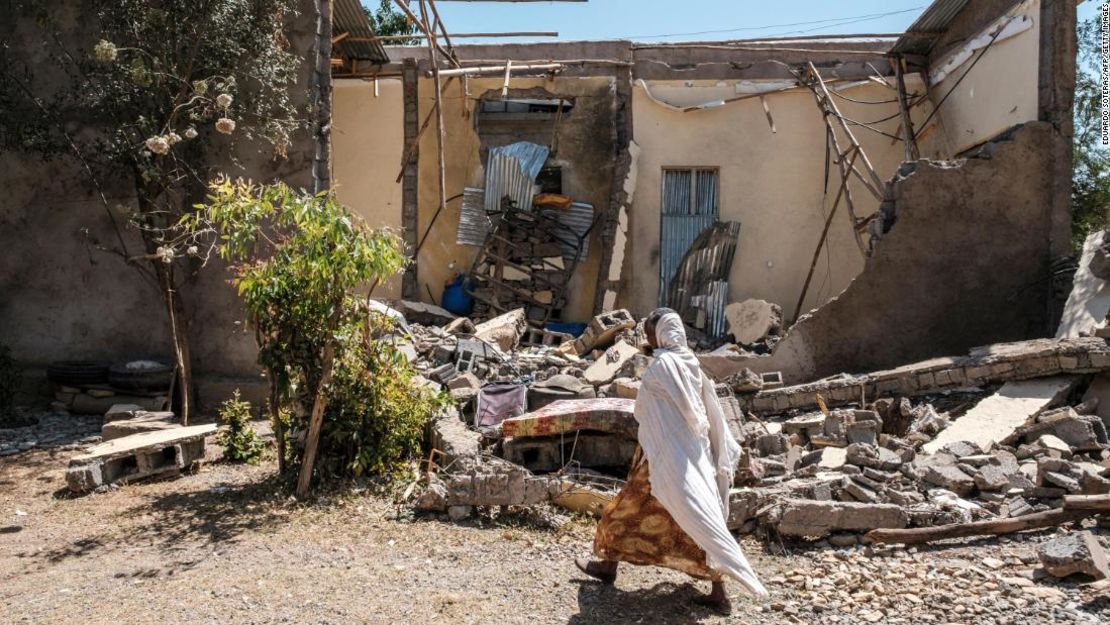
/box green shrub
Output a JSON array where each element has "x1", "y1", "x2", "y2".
[
  {"x1": 184, "y1": 179, "x2": 437, "y2": 492},
  {"x1": 217, "y1": 389, "x2": 265, "y2": 464},
  {"x1": 317, "y1": 313, "x2": 448, "y2": 479}
]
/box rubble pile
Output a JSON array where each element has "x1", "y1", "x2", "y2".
[{"x1": 399, "y1": 299, "x2": 1109, "y2": 560}]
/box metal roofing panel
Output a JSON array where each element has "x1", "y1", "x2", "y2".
[
  {"x1": 333, "y1": 0, "x2": 389, "y2": 64},
  {"x1": 892, "y1": 0, "x2": 970, "y2": 55},
  {"x1": 458, "y1": 187, "x2": 594, "y2": 261},
  {"x1": 484, "y1": 141, "x2": 550, "y2": 214}
]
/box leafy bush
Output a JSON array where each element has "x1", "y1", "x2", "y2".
[
  {"x1": 319, "y1": 314, "x2": 448, "y2": 479},
  {"x1": 0, "y1": 344, "x2": 21, "y2": 427},
  {"x1": 217, "y1": 389, "x2": 265, "y2": 464},
  {"x1": 184, "y1": 179, "x2": 441, "y2": 493}
]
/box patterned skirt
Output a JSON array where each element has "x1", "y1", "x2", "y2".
[{"x1": 593, "y1": 447, "x2": 721, "y2": 581}]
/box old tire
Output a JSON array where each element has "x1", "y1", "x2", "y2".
[
  {"x1": 108, "y1": 361, "x2": 174, "y2": 392},
  {"x1": 46, "y1": 361, "x2": 110, "y2": 387}
]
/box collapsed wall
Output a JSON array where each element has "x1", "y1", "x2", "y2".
[{"x1": 751, "y1": 122, "x2": 1057, "y2": 383}]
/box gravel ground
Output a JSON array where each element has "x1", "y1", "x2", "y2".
[{"x1": 2, "y1": 441, "x2": 1109, "y2": 625}]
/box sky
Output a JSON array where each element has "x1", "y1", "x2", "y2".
[{"x1": 378, "y1": 1, "x2": 1103, "y2": 44}]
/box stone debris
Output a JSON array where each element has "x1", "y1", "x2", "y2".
[
  {"x1": 395, "y1": 301, "x2": 1110, "y2": 594},
  {"x1": 582, "y1": 341, "x2": 640, "y2": 386},
  {"x1": 924, "y1": 377, "x2": 1079, "y2": 454},
  {"x1": 0, "y1": 410, "x2": 102, "y2": 457},
  {"x1": 472, "y1": 308, "x2": 527, "y2": 353},
  {"x1": 769, "y1": 499, "x2": 908, "y2": 538},
  {"x1": 1057, "y1": 229, "x2": 1110, "y2": 339},
  {"x1": 1037, "y1": 531, "x2": 1110, "y2": 579},
  {"x1": 724, "y1": 298, "x2": 782, "y2": 346}
]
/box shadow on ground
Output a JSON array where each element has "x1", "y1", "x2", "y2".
[
  {"x1": 567, "y1": 579, "x2": 726, "y2": 625},
  {"x1": 116, "y1": 472, "x2": 288, "y2": 549}
]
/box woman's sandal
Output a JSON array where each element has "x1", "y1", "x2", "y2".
[{"x1": 574, "y1": 557, "x2": 617, "y2": 585}]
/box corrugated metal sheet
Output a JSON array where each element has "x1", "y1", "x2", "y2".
[
  {"x1": 665, "y1": 222, "x2": 741, "y2": 340},
  {"x1": 659, "y1": 215, "x2": 716, "y2": 305},
  {"x1": 333, "y1": 0, "x2": 389, "y2": 64},
  {"x1": 892, "y1": 0, "x2": 968, "y2": 55},
  {"x1": 458, "y1": 187, "x2": 497, "y2": 247},
  {"x1": 458, "y1": 187, "x2": 594, "y2": 261},
  {"x1": 484, "y1": 142, "x2": 550, "y2": 214},
  {"x1": 689, "y1": 281, "x2": 729, "y2": 339},
  {"x1": 660, "y1": 168, "x2": 719, "y2": 303}
]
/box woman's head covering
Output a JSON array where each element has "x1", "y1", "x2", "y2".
[{"x1": 653, "y1": 311, "x2": 688, "y2": 351}]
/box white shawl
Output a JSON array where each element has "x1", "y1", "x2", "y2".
[{"x1": 635, "y1": 313, "x2": 768, "y2": 598}]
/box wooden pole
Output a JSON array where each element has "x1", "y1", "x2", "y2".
[
  {"x1": 793, "y1": 148, "x2": 859, "y2": 322},
  {"x1": 501, "y1": 60, "x2": 513, "y2": 97},
  {"x1": 1063, "y1": 494, "x2": 1110, "y2": 511},
  {"x1": 429, "y1": 62, "x2": 563, "y2": 77},
  {"x1": 392, "y1": 0, "x2": 456, "y2": 66},
  {"x1": 806, "y1": 62, "x2": 887, "y2": 195},
  {"x1": 426, "y1": 0, "x2": 458, "y2": 60},
  {"x1": 294, "y1": 310, "x2": 341, "y2": 497},
  {"x1": 421, "y1": 0, "x2": 448, "y2": 256},
  {"x1": 395, "y1": 87, "x2": 449, "y2": 183},
  {"x1": 822, "y1": 121, "x2": 868, "y2": 256},
  {"x1": 864, "y1": 505, "x2": 1103, "y2": 546},
  {"x1": 891, "y1": 55, "x2": 920, "y2": 162}
]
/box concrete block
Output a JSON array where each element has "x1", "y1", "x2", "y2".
[
  {"x1": 576, "y1": 309, "x2": 636, "y2": 354},
  {"x1": 447, "y1": 372, "x2": 481, "y2": 404},
  {"x1": 846, "y1": 444, "x2": 902, "y2": 471},
  {"x1": 583, "y1": 341, "x2": 641, "y2": 386},
  {"x1": 101, "y1": 411, "x2": 178, "y2": 441},
  {"x1": 1057, "y1": 230, "x2": 1110, "y2": 339},
  {"x1": 611, "y1": 377, "x2": 640, "y2": 399},
  {"x1": 105, "y1": 404, "x2": 145, "y2": 420},
  {"x1": 774, "y1": 499, "x2": 908, "y2": 537},
  {"x1": 923, "y1": 376, "x2": 1078, "y2": 454},
  {"x1": 1038, "y1": 531, "x2": 1110, "y2": 579},
  {"x1": 724, "y1": 299, "x2": 781, "y2": 345},
  {"x1": 915, "y1": 454, "x2": 976, "y2": 496},
  {"x1": 473, "y1": 308, "x2": 526, "y2": 352},
  {"x1": 65, "y1": 424, "x2": 215, "y2": 492},
  {"x1": 72, "y1": 394, "x2": 169, "y2": 415}
]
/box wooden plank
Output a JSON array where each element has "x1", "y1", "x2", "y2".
[{"x1": 430, "y1": 62, "x2": 563, "y2": 77}]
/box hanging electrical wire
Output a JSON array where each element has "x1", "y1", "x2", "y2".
[
  {"x1": 914, "y1": 20, "x2": 1009, "y2": 139},
  {"x1": 619, "y1": 7, "x2": 926, "y2": 41}
]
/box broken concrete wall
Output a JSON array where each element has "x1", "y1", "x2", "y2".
[
  {"x1": 748, "y1": 122, "x2": 1058, "y2": 383},
  {"x1": 0, "y1": 0, "x2": 323, "y2": 408}
]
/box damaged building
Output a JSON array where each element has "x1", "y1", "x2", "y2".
[
  {"x1": 330, "y1": 0, "x2": 1075, "y2": 387},
  {"x1": 0, "y1": 0, "x2": 1077, "y2": 406},
  {"x1": 5, "y1": 0, "x2": 1108, "y2": 562}
]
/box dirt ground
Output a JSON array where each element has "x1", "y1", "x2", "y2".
[{"x1": 2, "y1": 443, "x2": 1109, "y2": 625}]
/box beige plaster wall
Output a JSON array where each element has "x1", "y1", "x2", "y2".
[
  {"x1": 627, "y1": 80, "x2": 933, "y2": 319},
  {"x1": 332, "y1": 78, "x2": 405, "y2": 300},
  {"x1": 923, "y1": 0, "x2": 1041, "y2": 157},
  {"x1": 415, "y1": 75, "x2": 616, "y2": 321}
]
